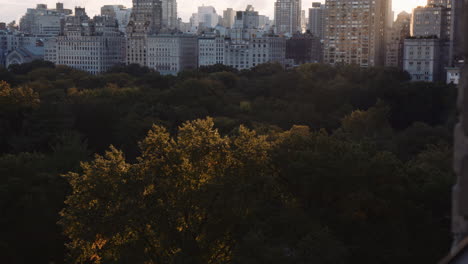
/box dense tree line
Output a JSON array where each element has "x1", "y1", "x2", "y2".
[{"x1": 0, "y1": 61, "x2": 457, "y2": 263}]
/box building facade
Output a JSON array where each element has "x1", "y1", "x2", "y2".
[
  {"x1": 146, "y1": 34, "x2": 198, "y2": 75},
  {"x1": 323, "y1": 0, "x2": 392, "y2": 67},
  {"x1": 198, "y1": 34, "x2": 225, "y2": 67},
  {"x1": 403, "y1": 37, "x2": 441, "y2": 82},
  {"x1": 274, "y1": 0, "x2": 302, "y2": 35}
]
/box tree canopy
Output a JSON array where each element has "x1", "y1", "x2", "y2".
[{"x1": 0, "y1": 61, "x2": 457, "y2": 263}]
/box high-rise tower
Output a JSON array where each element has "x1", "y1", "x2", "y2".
[
  {"x1": 274, "y1": 0, "x2": 302, "y2": 35},
  {"x1": 323, "y1": 0, "x2": 392, "y2": 67}
]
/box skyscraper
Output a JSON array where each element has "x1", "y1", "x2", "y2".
[
  {"x1": 308, "y1": 2, "x2": 326, "y2": 40},
  {"x1": 126, "y1": 0, "x2": 162, "y2": 65},
  {"x1": 274, "y1": 0, "x2": 302, "y2": 35},
  {"x1": 161, "y1": 0, "x2": 178, "y2": 29},
  {"x1": 323, "y1": 0, "x2": 392, "y2": 67}
]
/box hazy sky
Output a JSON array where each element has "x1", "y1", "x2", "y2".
[{"x1": 0, "y1": 0, "x2": 427, "y2": 24}]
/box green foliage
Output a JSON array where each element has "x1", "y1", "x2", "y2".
[{"x1": 0, "y1": 63, "x2": 457, "y2": 263}]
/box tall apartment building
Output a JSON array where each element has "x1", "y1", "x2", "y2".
[
  {"x1": 222, "y1": 8, "x2": 236, "y2": 28},
  {"x1": 146, "y1": 34, "x2": 198, "y2": 75},
  {"x1": 308, "y1": 2, "x2": 326, "y2": 40},
  {"x1": 19, "y1": 3, "x2": 72, "y2": 37},
  {"x1": 403, "y1": 37, "x2": 441, "y2": 82},
  {"x1": 274, "y1": 0, "x2": 302, "y2": 35},
  {"x1": 161, "y1": 0, "x2": 178, "y2": 29},
  {"x1": 323, "y1": 0, "x2": 392, "y2": 67},
  {"x1": 385, "y1": 11, "x2": 411, "y2": 68},
  {"x1": 126, "y1": 0, "x2": 163, "y2": 66},
  {"x1": 45, "y1": 8, "x2": 125, "y2": 74},
  {"x1": 101, "y1": 5, "x2": 132, "y2": 33}
]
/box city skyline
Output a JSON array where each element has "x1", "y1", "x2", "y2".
[{"x1": 1, "y1": 0, "x2": 427, "y2": 24}]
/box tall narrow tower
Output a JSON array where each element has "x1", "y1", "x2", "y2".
[{"x1": 126, "y1": 0, "x2": 162, "y2": 65}]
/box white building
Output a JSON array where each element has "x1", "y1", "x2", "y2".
[
  {"x1": 45, "y1": 8, "x2": 125, "y2": 74},
  {"x1": 403, "y1": 37, "x2": 441, "y2": 82},
  {"x1": 446, "y1": 67, "x2": 461, "y2": 85},
  {"x1": 147, "y1": 34, "x2": 198, "y2": 75}
]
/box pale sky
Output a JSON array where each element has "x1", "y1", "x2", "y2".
[{"x1": 0, "y1": 0, "x2": 427, "y2": 24}]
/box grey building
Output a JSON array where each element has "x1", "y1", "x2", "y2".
[
  {"x1": 147, "y1": 34, "x2": 198, "y2": 75},
  {"x1": 198, "y1": 33, "x2": 225, "y2": 67},
  {"x1": 308, "y1": 2, "x2": 326, "y2": 40},
  {"x1": 274, "y1": 0, "x2": 302, "y2": 35}
]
